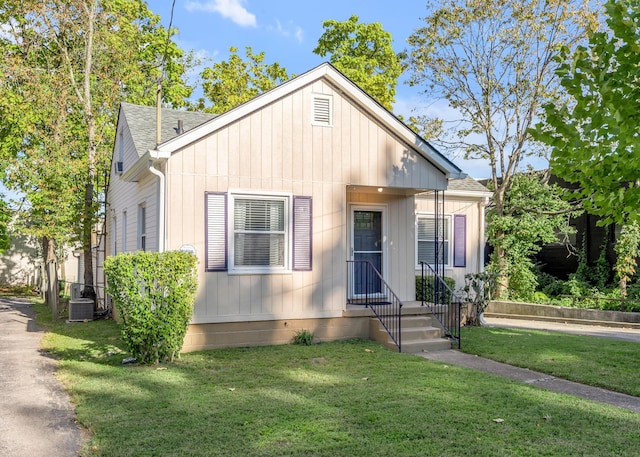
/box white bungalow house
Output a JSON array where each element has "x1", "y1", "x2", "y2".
[{"x1": 105, "y1": 63, "x2": 490, "y2": 352}]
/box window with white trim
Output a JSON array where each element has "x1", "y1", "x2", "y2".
[
  {"x1": 138, "y1": 204, "x2": 146, "y2": 251},
  {"x1": 205, "y1": 192, "x2": 312, "y2": 273},
  {"x1": 417, "y1": 214, "x2": 451, "y2": 267},
  {"x1": 112, "y1": 216, "x2": 117, "y2": 255},
  {"x1": 231, "y1": 194, "x2": 288, "y2": 271},
  {"x1": 122, "y1": 211, "x2": 127, "y2": 252}
]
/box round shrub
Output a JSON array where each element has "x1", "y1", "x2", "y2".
[{"x1": 104, "y1": 251, "x2": 198, "y2": 364}]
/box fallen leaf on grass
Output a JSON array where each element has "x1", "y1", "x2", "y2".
[
  {"x1": 156, "y1": 367, "x2": 167, "y2": 371},
  {"x1": 228, "y1": 387, "x2": 236, "y2": 392},
  {"x1": 543, "y1": 414, "x2": 551, "y2": 421},
  {"x1": 364, "y1": 349, "x2": 374, "y2": 353},
  {"x1": 361, "y1": 377, "x2": 369, "y2": 381},
  {"x1": 493, "y1": 418, "x2": 504, "y2": 423}
]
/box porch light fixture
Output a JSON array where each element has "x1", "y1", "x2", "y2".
[{"x1": 377, "y1": 187, "x2": 383, "y2": 192}]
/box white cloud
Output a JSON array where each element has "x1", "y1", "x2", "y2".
[
  {"x1": 185, "y1": 0, "x2": 256, "y2": 27},
  {"x1": 266, "y1": 20, "x2": 304, "y2": 44}
]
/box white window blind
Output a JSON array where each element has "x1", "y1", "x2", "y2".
[
  {"x1": 233, "y1": 197, "x2": 286, "y2": 267},
  {"x1": 417, "y1": 216, "x2": 450, "y2": 266}
]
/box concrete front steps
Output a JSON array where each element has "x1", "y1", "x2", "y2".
[
  {"x1": 344, "y1": 302, "x2": 454, "y2": 353},
  {"x1": 371, "y1": 314, "x2": 453, "y2": 352}
]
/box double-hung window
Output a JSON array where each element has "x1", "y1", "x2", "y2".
[
  {"x1": 138, "y1": 205, "x2": 146, "y2": 251},
  {"x1": 417, "y1": 214, "x2": 451, "y2": 267},
  {"x1": 232, "y1": 195, "x2": 288, "y2": 271},
  {"x1": 417, "y1": 213, "x2": 467, "y2": 268}
]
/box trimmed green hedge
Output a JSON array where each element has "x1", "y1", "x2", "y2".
[
  {"x1": 104, "y1": 251, "x2": 198, "y2": 364},
  {"x1": 415, "y1": 275, "x2": 456, "y2": 302}
]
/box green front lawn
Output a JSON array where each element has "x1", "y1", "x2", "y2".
[
  {"x1": 461, "y1": 326, "x2": 640, "y2": 397},
  {"x1": 36, "y1": 303, "x2": 639, "y2": 457}
]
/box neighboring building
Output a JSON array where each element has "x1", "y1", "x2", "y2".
[
  {"x1": 0, "y1": 234, "x2": 80, "y2": 289},
  {"x1": 105, "y1": 63, "x2": 489, "y2": 351}
]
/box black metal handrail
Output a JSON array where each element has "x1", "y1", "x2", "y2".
[
  {"x1": 419, "y1": 261, "x2": 462, "y2": 349},
  {"x1": 347, "y1": 260, "x2": 403, "y2": 352}
]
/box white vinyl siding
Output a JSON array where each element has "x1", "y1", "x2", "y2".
[{"x1": 417, "y1": 214, "x2": 451, "y2": 267}]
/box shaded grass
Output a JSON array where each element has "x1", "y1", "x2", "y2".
[
  {"x1": 35, "y1": 303, "x2": 640, "y2": 457},
  {"x1": 461, "y1": 326, "x2": 640, "y2": 397}
]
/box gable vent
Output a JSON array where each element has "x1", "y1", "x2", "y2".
[{"x1": 312, "y1": 94, "x2": 332, "y2": 126}]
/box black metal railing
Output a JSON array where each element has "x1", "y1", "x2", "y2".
[
  {"x1": 419, "y1": 261, "x2": 462, "y2": 349},
  {"x1": 347, "y1": 260, "x2": 403, "y2": 352}
]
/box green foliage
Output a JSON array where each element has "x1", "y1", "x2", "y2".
[
  {"x1": 614, "y1": 222, "x2": 640, "y2": 296},
  {"x1": 104, "y1": 251, "x2": 198, "y2": 364},
  {"x1": 406, "y1": 0, "x2": 597, "y2": 298},
  {"x1": 532, "y1": 0, "x2": 640, "y2": 227},
  {"x1": 415, "y1": 275, "x2": 456, "y2": 302},
  {"x1": 0, "y1": 199, "x2": 10, "y2": 254},
  {"x1": 313, "y1": 15, "x2": 403, "y2": 111},
  {"x1": 486, "y1": 173, "x2": 578, "y2": 299},
  {"x1": 291, "y1": 329, "x2": 315, "y2": 346},
  {"x1": 0, "y1": 0, "x2": 192, "y2": 258},
  {"x1": 461, "y1": 271, "x2": 499, "y2": 325},
  {"x1": 196, "y1": 46, "x2": 290, "y2": 114}
]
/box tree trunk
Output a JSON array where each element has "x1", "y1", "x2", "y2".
[
  {"x1": 81, "y1": 0, "x2": 97, "y2": 304},
  {"x1": 492, "y1": 185, "x2": 509, "y2": 298},
  {"x1": 42, "y1": 237, "x2": 59, "y2": 319}
]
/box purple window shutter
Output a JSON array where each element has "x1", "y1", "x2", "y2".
[
  {"x1": 293, "y1": 196, "x2": 312, "y2": 271},
  {"x1": 205, "y1": 192, "x2": 227, "y2": 271},
  {"x1": 453, "y1": 214, "x2": 466, "y2": 268}
]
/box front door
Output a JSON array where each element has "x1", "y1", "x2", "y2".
[{"x1": 351, "y1": 208, "x2": 385, "y2": 296}]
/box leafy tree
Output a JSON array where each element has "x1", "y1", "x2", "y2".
[
  {"x1": 533, "y1": 0, "x2": 640, "y2": 227},
  {"x1": 196, "y1": 46, "x2": 290, "y2": 114},
  {"x1": 0, "y1": 199, "x2": 10, "y2": 254},
  {"x1": 313, "y1": 15, "x2": 403, "y2": 111},
  {"x1": 0, "y1": 0, "x2": 192, "y2": 304},
  {"x1": 486, "y1": 172, "x2": 577, "y2": 300},
  {"x1": 614, "y1": 222, "x2": 640, "y2": 298},
  {"x1": 533, "y1": 0, "x2": 640, "y2": 295},
  {"x1": 405, "y1": 0, "x2": 599, "y2": 294}
]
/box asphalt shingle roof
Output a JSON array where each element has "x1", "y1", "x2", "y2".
[
  {"x1": 120, "y1": 102, "x2": 217, "y2": 157},
  {"x1": 447, "y1": 176, "x2": 490, "y2": 193}
]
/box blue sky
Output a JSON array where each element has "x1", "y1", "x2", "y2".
[{"x1": 146, "y1": 0, "x2": 496, "y2": 178}]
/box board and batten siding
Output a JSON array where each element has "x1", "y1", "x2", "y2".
[{"x1": 165, "y1": 79, "x2": 446, "y2": 324}]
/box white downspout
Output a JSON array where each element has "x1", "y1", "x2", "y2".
[{"x1": 148, "y1": 158, "x2": 165, "y2": 253}]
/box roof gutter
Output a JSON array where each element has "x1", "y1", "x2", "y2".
[{"x1": 148, "y1": 149, "x2": 170, "y2": 253}]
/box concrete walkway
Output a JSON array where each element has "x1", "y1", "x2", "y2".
[
  {"x1": 415, "y1": 317, "x2": 640, "y2": 413},
  {"x1": 0, "y1": 297, "x2": 86, "y2": 457}
]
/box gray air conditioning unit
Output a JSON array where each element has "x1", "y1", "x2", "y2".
[{"x1": 68, "y1": 298, "x2": 94, "y2": 321}]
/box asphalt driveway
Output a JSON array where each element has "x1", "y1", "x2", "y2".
[{"x1": 0, "y1": 297, "x2": 86, "y2": 457}]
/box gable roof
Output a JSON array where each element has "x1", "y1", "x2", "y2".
[
  {"x1": 120, "y1": 102, "x2": 217, "y2": 157},
  {"x1": 447, "y1": 176, "x2": 492, "y2": 195},
  {"x1": 151, "y1": 63, "x2": 465, "y2": 179}
]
